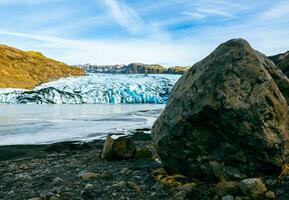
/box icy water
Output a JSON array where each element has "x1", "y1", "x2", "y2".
[{"x1": 0, "y1": 104, "x2": 164, "y2": 146}]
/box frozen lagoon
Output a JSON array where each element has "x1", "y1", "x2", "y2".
[{"x1": 0, "y1": 104, "x2": 164, "y2": 145}]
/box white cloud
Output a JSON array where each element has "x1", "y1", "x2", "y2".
[
  {"x1": 0, "y1": 30, "x2": 198, "y2": 66},
  {"x1": 102, "y1": 0, "x2": 144, "y2": 34},
  {"x1": 181, "y1": 11, "x2": 206, "y2": 19},
  {"x1": 196, "y1": 8, "x2": 235, "y2": 18},
  {"x1": 181, "y1": 0, "x2": 240, "y2": 20}
]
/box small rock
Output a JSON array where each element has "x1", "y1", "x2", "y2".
[
  {"x1": 78, "y1": 172, "x2": 99, "y2": 180},
  {"x1": 134, "y1": 175, "x2": 142, "y2": 180},
  {"x1": 239, "y1": 178, "x2": 267, "y2": 198},
  {"x1": 265, "y1": 191, "x2": 276, "y2": 199},
  {"x1": 215, "y1": 181, "x2": 239, "y2": 196},
  {"x1": 120, "y1": 167, "x2": 129, "y2": 175},
  {"x1": 19, "y1": 164, "x2": 29, "y2": 170},
  {"x1": 132, "y1": 170, "x2": 141, "y2": 176},
  {"x1": 85, "y1": 184, "x2": 94, "y2": 190},
  {"x1": 102, "y1": 135, "x2": 136, "y2": 160},
  {"x1": 49, "y1": 196, "x2": 59, "y2": 200},
  {"x1": 222, "y1": 195, "x2": 234, "y2": 200},
  {"x1": 151, "y1": 192, "x2": 157, "y2": 197},
  {"x1": 101, "y1": 170, "x2": 113, "y2": 179},
  {"x1": 112, "y1": 181, "x2": 127, "y2": 188},
  {"x1": 127, "y1": 182, "x2": 142, "y2": 192},
  {"x1": 173, "y1": 191, "x2": 187, "y2": 200},
  {"x1": 177, "y1": 183, "x2": 197, "y2": 193}
]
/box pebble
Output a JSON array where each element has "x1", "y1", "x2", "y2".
[
  {"x1": 101, "y1": 170, "x2": 113, "y2": 179},
  {"x1": 177, "y1": 183, "x2": 197, "y2": 193},
  {"x1": 127, "y1": 182, "x2": 142, "y2": 192},
  {"x1": 85, "y1": 184, "x2": 94, "y2": 190},
  {"x1": 119, "y1": 167, "x2": 129, "y2": 175},
  {"x1": 134, "y1": 175, "x2": 142, "y2": 180},
  {"x1": 215, "y1": 181, "x2": 239, "y2": 196},
  {"x1": 173, "y1": 191, "x2": 187, "y2": 200},
  {"x1": 112, "y1": 181, "x2": 127, "y2": 188},
  {"x1": 265, "y1": 191, "x2": 276, "y2": 199},
  {"x1": 221, "y1": 195, "x2": 234, "y2": 200},
  {"x1": 49, "y1": 196, "x2": 59, "y2": 200},
  {"x1": 151, "y1": 192, "x2": 157, "y2": 197},
  {"x1": 78, "y1": 172, "x2": 99, "y2": 180}
]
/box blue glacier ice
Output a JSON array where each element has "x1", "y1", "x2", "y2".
[{"x1": 0, "y1": 74, "x2": 181, "y2": 104}]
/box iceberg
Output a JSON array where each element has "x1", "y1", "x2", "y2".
[{"x1": 0, "y1": 74, "x2": 181, "y2": 104}]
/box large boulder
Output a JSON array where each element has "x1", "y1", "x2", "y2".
[{"x1": 152, "y1": 39, "x2": 289, "y2": 181}]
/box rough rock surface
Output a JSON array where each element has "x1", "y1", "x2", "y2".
[
  {"x1": 269, "y1": 51, "x2": 289, "y2": 76},
  {"x1": 102, "y1": 135, "x2": 137, "y2": 160},
  {"x1": 152, "y1": 39, "x2": 289, "y2": 181}
]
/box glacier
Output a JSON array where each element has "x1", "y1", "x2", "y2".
[{"x1": 0, "y1": 74, "x2": 181, "y2": 104}]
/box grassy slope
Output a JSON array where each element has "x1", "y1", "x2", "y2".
[{"x1": 0, "y1": 44, "x2": 84, "y2": 89}]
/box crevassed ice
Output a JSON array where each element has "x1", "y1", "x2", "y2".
[{"x1": 0, "y1": 74, "x2": 181, "y2": 104}]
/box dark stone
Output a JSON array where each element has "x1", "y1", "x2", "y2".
[{"x1": 152, "y1": 38, "x2": 289, "y2": 181}]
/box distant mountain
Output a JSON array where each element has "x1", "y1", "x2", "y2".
[
  {"x1": 268, "y1": 51, "x2": 289, "y2": 76},
  {"x1": 0, "y1": 45, "x2": 84, "y2": 89},
  {"x1": 78, "y1": 63, "x2": 189, "y2": 74}
]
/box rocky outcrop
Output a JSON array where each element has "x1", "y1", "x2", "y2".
[
  {"x1": 269, "y1": 51, "x2": 289, "y2": 76},
  {"x1": 152, "y1": 39, "x2": 289, "y2": 181}
]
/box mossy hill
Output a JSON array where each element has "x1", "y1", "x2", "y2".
[{"x1": 0, "y1": 44, "x2": 84, "y2": 89}]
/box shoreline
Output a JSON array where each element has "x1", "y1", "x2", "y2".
[
  {"x1": 1, "y1": 130, "x2": 289, "y2": 200},
  {"x1": 0, "y1": 131, "x2": 177, "y2": 200}
]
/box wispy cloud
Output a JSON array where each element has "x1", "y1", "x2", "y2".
[
  {"x1": 0, "y1": 0, "x2": 288, "y2": 66},
  {"x1": 0, "y1": 30, "x2": 197, "y2": 66},
  {"x1": 181, "y1": 0, "x2": 241, "y2": 20},
  {"x1": 262, "y1": 1, "x2": 289, "y2": 19},
  {"x1": 102, "y1": 0, "x2": 144, "y2": 34}
]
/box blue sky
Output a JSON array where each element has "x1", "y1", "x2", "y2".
[{"x1": 0, "y1": 0, "x2": 288, "y2": 66}]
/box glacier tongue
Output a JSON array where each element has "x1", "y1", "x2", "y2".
[{"x1": 0, "y1": 74, "x2": 180, "y2": 104}]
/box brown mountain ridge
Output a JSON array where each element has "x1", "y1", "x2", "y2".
[{"x1": 0, "y1": 44, "x2": 84, "y2": 89}]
